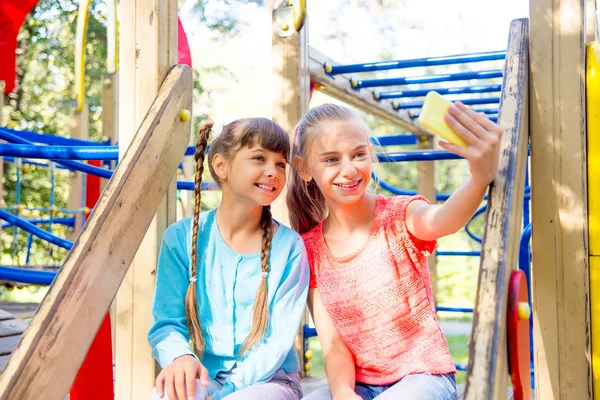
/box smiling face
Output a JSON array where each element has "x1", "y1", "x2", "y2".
[
  {"x1": 301, "y1": 119, "x2": 373, "y2": 207},
  {"x1": 215, "y1": 139, "x2": 287, "y2": 206}
]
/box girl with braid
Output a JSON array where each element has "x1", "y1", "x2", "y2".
[
  {"x1": 288, "y1": 103, "x2": 502, "y2": 400},
  {"x1": 149, "y1": 118, "x2": 309, "y2": 400}
]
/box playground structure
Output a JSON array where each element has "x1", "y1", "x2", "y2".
[{"x1": 0, "y1": 0, "x2": 597, "y2": 399}]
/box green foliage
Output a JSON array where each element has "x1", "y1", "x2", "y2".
[{"x1": 189, "y1": 0, "x2": 264, "y2": 36}]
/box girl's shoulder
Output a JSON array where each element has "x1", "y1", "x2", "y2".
[
  {"x1": 273, "y1": 220, "x2": 306, "y2": 251},
  {"x1": 299, "y1": 223, "x2": 323, "y2": 256},
  {"x1": 376, "y1": 194, "x2": 430, "y2": 225}
]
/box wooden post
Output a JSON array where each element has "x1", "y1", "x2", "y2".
[
  {"x1": 0, "y1": 65, "x2": 192, "y2": 400},
  {"x1": 417, "y1": 134, "x2": 437, "y2": 296},
  {"x1": 529, "y1": 0, "x2": 593, "y2": 397},
  {"x1": 115, "y1": 0, "x2": 178, "y2": 397},
  {"x1": 67, "y1": 105, "x2": 89, "y2": 241},
  {"x1": 102, "y1": 71, "x2": 119, "y2": 358},
  {"x1": 464, "y1": 18, "x2": 529, "y2": 400},
  {"x1": 271, "y1": 4, "x2": 310, "y2": 375},
  {"x1": 101, "y1": 72, "x2": 119, "y2": 177}
]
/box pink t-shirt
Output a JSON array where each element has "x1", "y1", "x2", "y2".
[{"x1": 302, "y1": 194, "x2": 456, "y2": 385}]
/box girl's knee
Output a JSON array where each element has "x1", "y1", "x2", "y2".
[{"x1": 381, "y1": 373, "x2": 457, "y2": 400}]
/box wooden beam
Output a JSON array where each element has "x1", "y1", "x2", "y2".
[
  {"x1": 464, "y1": 18, "x2": 529, "y2": 400},
  {"x1": 530, "y1": 0, "x2": 592, "y2": 397},
  {"x1": 101, "y1": 72, "x2": 118, "y2": 177},
  {"x1": 67, "y1": 105, "x2": 89, "y2": 241},
  {"x1": 0, "y1": 65, "x2": 192, "y2": 400},
  {"x1": 115, "y1": 0, "x2": 178, "y2": 397},
  {"x1": 271, "y1": 5, "x2": 310, "y2": 377},
  {"x1": 308, "y1": 47, "x2": 428, "y2": 134}
]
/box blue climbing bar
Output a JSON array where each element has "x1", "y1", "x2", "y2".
[
  {"x1": 375, "y1": 84, "x2": 502, "y2": 100},
  {"x1": 326, "y1": 50, "x2": 506, "y2": 75},
  {"x1": 351, "y1": 69, "x2": 503, "y2": 89}
]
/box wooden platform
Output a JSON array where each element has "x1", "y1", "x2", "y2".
[{"x1": 0, "y1": 309, "x2": 27, "y2": 372}]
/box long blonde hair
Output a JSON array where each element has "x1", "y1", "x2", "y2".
[
  {"x1": 187, "y1": 118, "x2": 290, "y2": 359},
  {"x1": 287, "y1": 103, "x2": 372, "y2": 233}
]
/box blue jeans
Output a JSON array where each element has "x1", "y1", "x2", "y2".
[{"x1": 304, "y1": 373, "x2": 457, "y2": 400}]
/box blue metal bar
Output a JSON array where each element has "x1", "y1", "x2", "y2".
[
  {"x1": 436, "y1": 251, "x2": 480, "y2": 257},
  {"x1": 376, "y1": 84, "x2": 502, "y2": 100},
  {"x1": 456, "y1": 364, "x2": 467, "y2": 372},
  {"x1": 0, "y1": 127, "x2": 108, "y2": 147},
  {"x1": 0, "y1": 209, "x2": 73, "y2": 250},
  {"x1": 1, "y1": 218, "x2": 75, "y2": 229},
  {"x1": 410, "y1": 107, "x2": 499, "y2": 119},
  {"x1": 464, "y1": 205, "x2": 488, "y2": 244},
  {"x1": 0, "y1": 143, "x2": 119, "y2": 160},
  {"x1": 371, "y1": 134, "x2": 417, "y2": 146},
  {"x1": 393, "y1": 97, "x2": 500, "y2": 110},
  {"x1": 353, "y1": 70, "x2": 503, "y2": 89},
  {"x1": 303, "y1": 324, "x2": 317, "y2": 338},
  {"x1": 0, "y1": 130, "x2": 113, "y2": 179},
  {"x1": 328, "y1": 50, "x2": 506, "y2": 75},
  {"x1": 377, "y1": 150, "x2": 463, "y2": 162},
  {"x1": 177, "y1": 181, "x2": 220, "y2": 191},
  {"x1": 436, "y1": 306, "x2": 474, "y2": 313},
  {"x1": 0, "y1": 266, "x2": 56, "y2": 286}
]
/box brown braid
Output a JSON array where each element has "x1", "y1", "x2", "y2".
[
  {"x1": 239, "y1": 205, "x2": 272, "y2": 357},
  {"x1": 185, "y1": 121, "x2": 212, "y2": 359}
]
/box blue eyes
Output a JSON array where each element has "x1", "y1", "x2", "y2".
[{"x1": 324, "y1": 152, "x2": 367, "y2": 164}]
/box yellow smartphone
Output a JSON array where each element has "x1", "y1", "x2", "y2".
[{"x1": 418, "y1": 91, "x2": 468, "y2": 147}]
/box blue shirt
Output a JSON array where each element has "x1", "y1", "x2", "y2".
[{"x1": 148, "y1": 209, "x2": 309, "y2": 400}]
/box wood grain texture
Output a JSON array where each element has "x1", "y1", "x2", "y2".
[
  {"x1": 271, "y1": 10, "x2": 311, "y2": 376},
  {"x1": 464, "y1": 18, "x2": 529, "y2": 400},
  {"x1": 0, "y1": 65, "x2": 192, "y2": 400},
  {"x1": 114, "y1": 0, "x2": 179, "y2": 396},
  {"x1": 529, "y1": 0, "x2": 592, "y2": 397}
]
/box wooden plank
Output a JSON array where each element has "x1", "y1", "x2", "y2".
[
  {"x1": 271, "y1": 6, "x2": 310, "y2": 377},
  {"x1": 0, "y1": 320, "x2": 27, "y2": 338},
  {"x1": 308, "y1": 47, "x2": 429, "y2": 135},
  {"x1": 464, "y1": 18, "x2": 529, "y2": 400},
  {"x1": 0, "y1": 356, "x2": 9, "y2": 374},
  {"x1": 0, "y1": 335, "x2": 21, "y2": 356},
  {"x1": 0, "y1": 304, "x2": 37, "y2": 320},
  {"x1": 417, "y1": 135, "x2": 437, "y2": 296},
  {"x1": 115, "y1": 0, "x2": 178, "y2": 397},
  {"x1": 529, "y1": 0, "x2": 592, "y2": 397},
  {"x1": 101, "y1": 72, "x2": 118, "y2": 179},
  {"x1": 0, "y1": 310, "x2": 14, "y2": 322},
  {"x1": 67, "y1": 105, "x2": 89, "y2": 241},
  {"x1": 0, "y1": 64, "x2": 192, "y2": 400},
  {"x1": 102, "y1": 71, "x2": 119, "y2": 360},
  {"x1": 588, "y1": 42, "x2": 600, "y2": 400}
]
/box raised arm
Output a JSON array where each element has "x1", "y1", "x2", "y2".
[
  {"x1": 406, "y1": 102, "x2": 503, "y2": 242},
  {"x1": 309, "y1": 288, "x2": 362, "y2": 400}
]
